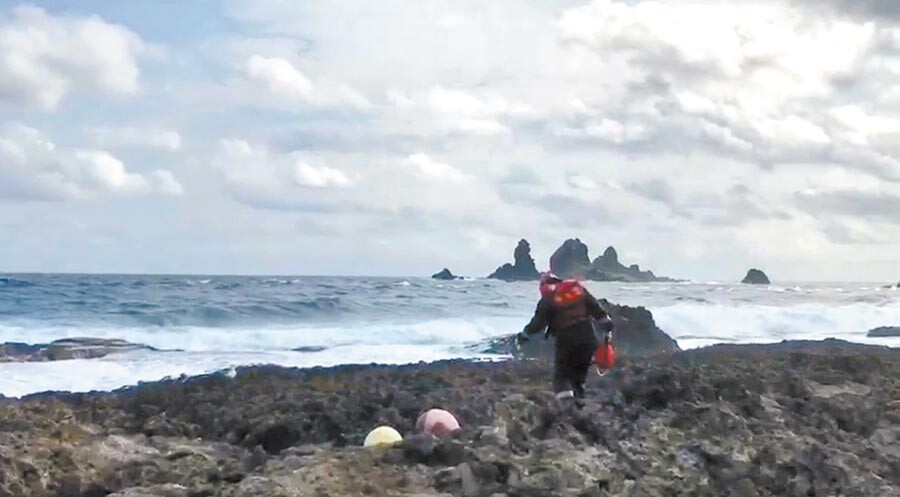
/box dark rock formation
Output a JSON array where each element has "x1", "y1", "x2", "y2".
[
  {"x1": 0, "y1": 340, "x2": 897, "y2": 496},
  {"x1": 483, "y1": 299, "x2": 680, "y2": 359},
  {"x1": 549, "y1": 238, "x2": 591, "y2": 279},
  {"x1": 0, "y1": 338, "x2": 157, "y2": 363},
  {"x1": 546, "y1": 240, "x2": 670, "y2": 282},
  {"x1": 587, "y1": 245, "x2": 666, "y2": 282},
  {"x1": 431, "y1": 268, "x2": 460, "y2": 280},
  {"x1": 487, "y1": 239, "x2": 540, "y2": 281},
  {"x1": 868, "y1": 326, "x2": 900, "y2": 337},
  {"x1": 742, "y1": 268, "x2": 771, "y2": 284}
]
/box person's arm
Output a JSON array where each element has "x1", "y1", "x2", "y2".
[
  {"x1": 584, "y1": 290, "x2": 614, "y2": 332},
  {"x1": 517, "y1": 298, "x2": 550, "y2": 342}
]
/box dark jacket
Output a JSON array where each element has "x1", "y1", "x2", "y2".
[{"x1": 522, "y1": 288, "x2": 610, "y2": 346}]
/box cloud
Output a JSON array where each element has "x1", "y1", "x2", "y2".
[
  {"x1": 0, "y1": 123, "x2": 182, "y2": 200},
  {"x1": 212, "y1": 138, "x2": 355, "y2": 211},
  {"x1": 795, "y1": 189, "x2": 900, "y2": 223},
  {"x1": 552, "y1": 0, "x2": 900, "y2": 179},
  {"x1": 245, "y1": 55, "x2": 314, "y2": 101},
  {"x1": 555, "y1": 118, "x2": 649, "y2": 144},
  {"x1": 790, "y1": 0, "x2": 900, "y2": 21},
  {"x1": 294, "y1": 162, "x2": 350, "y2": 188},
  {"x1": 85, "y1": 126, "x2": 182, "y2": 151},
  {"x1": 0, "y1": 5, "x2": 151, "y2": 111},
  {"x1": 568, "y1": 174, "x2": 597, "y2": 190},
  {"x1": 239, "y1": 55, "x2": 372, "y2": 110},
  {"x1": 406, "y1": 153, "x2": 466, "y2": 183},
  {"x1": 628, "y1": 179, "x2": 677, "y2": 205}
]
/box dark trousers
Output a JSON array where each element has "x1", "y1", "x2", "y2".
[{"x1": 552, "y1": 338, "x2": 596, "y2": 398}]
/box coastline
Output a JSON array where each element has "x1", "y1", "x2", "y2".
[{"x1": 1, "y1": 339, "x2": 897, "y2": 496}]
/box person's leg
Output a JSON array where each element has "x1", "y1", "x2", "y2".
[
  {"x1": 553, "y1": 343, "x2": 573, "y2": 396},
  {"x1": 570, "y1": 344, "x2": 595, "y2": 403}
]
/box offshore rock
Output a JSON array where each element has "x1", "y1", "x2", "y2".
[
  {"x1": 483, "y1": 299, "x2": 680, "y2": 360},
  {"x1": 432, "y1": 268, "x2": 461, "y2": 280},
  {"x1": 487, "y1": 239, "x2": 540, "y2": 281},
  {"x1": 0, "y1": 338, "x2": 157, "y2": 363},
  {"x1": 741, "y1": 268, "x2": 771, "y2": 284}
]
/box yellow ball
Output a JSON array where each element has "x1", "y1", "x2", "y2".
[{"x1": 363, "y1": 426, "x2": 403, "y2": 447}]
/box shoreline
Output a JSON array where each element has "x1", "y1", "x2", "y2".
[
  {"x1": 0, "y1": 336, "x2": 898, "y2": 399},
  {"x1": 0, "y1": 339, "x2": 897, "y2": 496}
]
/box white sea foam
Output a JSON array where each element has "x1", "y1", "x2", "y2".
[
  {"x1": 654, "y1": 302, "x2": 900, "y2": 349},
  {"x1": 0, "y1": 345, "x2": 507, "y2": 398}
]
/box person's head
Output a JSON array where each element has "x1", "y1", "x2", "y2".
[{"x1": 539, "y1": 272, "x2": 562, "y2": 297}]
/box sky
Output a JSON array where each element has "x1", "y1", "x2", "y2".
[{"x1": 0, "y1": 0, "x2": 898, "y2": 281}]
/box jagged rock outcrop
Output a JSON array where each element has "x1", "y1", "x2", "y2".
[
  {"x1": 549, "y1": 238, "x2": 591, "y2": 280},
  {"x1": 0, "y1": 341, "x2": 896, "y2": 497},
  {"x1": 431, "y1": 268, "x2": 460, "y2": 280},
  {"x1": 547, "y1": 240, "x2": 670, "y2": 282},
  {"x1": 742, "y1": 268, "x2": 771, "y2": 284},
  {"x1": 0, "y1": 338, "x2": 157, "y2": 363},
  {"x1": 588, "y1": 245, "x2": 665, "y2": 282},
  {"x1": 868, "y1": 326, "x2": 900, "y2": 337},
  {"x1": 483, "y1": 299, "x2": 680, "y2": 359},
  {"x1": 487, "y1": 239, "x2": 540, "y2": 281}
]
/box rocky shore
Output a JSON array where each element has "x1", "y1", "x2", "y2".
[
  {"x1": 0, "y1": 338, "x2": 159, "y2": 363},
  {"x1": 1, "y1": 339, "x2": 897, "y2": 497}
]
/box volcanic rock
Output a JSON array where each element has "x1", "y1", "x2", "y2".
[
  {"x1": 0, "y1": 340, "x2": 897, "y2": 497},
  {"x1": 549, "y1": 238, "x2": 591, "y2": 280},
  {"x1": 483, "y1": 299, "x2": 680, "y2": 359},
  {"x1": 868, "y1": 326, "x2": 900, "y2": 338},
  {"x1": 0, "y1": 340, "x2": 898, "y2": 496},
  {"x1": 741, "y1": 268, "x2": 771, "y2": 284},
  {"x1": 588, "y1": 245, "x2": 666, "y2": 282},
  {"x1": 487, "y1": 239, "x2": 540, "y2": 281},
  {"x1": 431, "y1": 268, "x2": 460, "y2": 280},
  {"x1": 0, "y1": 338, "x2": 157, "y2": 363},
  {"x1": 547, "y1": 240, "x2": 671, "y2": 282}
]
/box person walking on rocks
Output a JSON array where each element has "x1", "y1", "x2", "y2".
[{"x1": 517, "y1": 273, "x2": 614, "y2": 408}]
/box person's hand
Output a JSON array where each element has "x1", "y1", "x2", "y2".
[{"x1": 598, "y1": 316, "x2": 614, "y2": 332}]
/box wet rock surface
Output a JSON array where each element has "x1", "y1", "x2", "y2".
[
  {"x1": 0, "y1": 340, "x2": 897, "y2": 497},
  {"x1": 482, "y1": 299, "x2": 680, "y2": 359},
  {"x1": 0, "y1": 338, "x2": 158, "y2": 362}
]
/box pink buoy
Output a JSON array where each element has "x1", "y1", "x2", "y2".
[{"x1": 416, "y1": 408, "x2": 461, "y2": 436}]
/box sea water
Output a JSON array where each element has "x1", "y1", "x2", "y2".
[{"x1": 1, "y1": 274, "x2": 898, "y2": 396}]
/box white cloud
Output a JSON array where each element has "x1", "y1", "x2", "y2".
[
  {"x1": 406, "y1": 153, "x2": 466, "y2": 183},
  {"x1": 86, "y1": 126, "x2": 182, "y2": 151},
  {"x1": 456, "y1": 118, "x2": 510, "y2": 136},
  {"x1": 553, "y1": 0, "x2": 896, "y2": 174},
  {"x1": 556, "y1": 118, "x2": 649, "y2": 144},
  {"x1": 294, "y1": 161, "x2": 350, "y2": 188},
  {"x1": 238, "y1": 54, "x2": 371, "y2": 110},
  {"x1": 213, "y1": 139, "x2": 354, "y2": 209},
  {"x1": 0, "y1": 5, "x2": 151, "y2": 111},
  {"x1": 0, "y1": 123, "x2": 182, "y2": 200},
  {"x1": 568, "y1": 175, "x2": 597, "y2": 190},
  {"x1": 245, "y1": 55, "x2": 314, "y2": 101}
]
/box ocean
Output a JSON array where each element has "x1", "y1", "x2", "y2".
[{"x1": 1, "y1": 274, "x2": 898, "y2": 397}]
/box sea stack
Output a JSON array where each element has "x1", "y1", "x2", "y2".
[
  {"x1": 742, "y1": 269, "x2": 771, "y2": 284},
  {"x1": 549, "y1": 238, "x2": 591, "y2": 280},
  {"x1": 431, "y1": 268, "x2": 459, "y2": 280},
  {"x1": 588, "y1": 245, "x2": 662, "y2": 282},
  {"x1": 487, "y1": 239, "x2": 540, "y2": 281}
]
